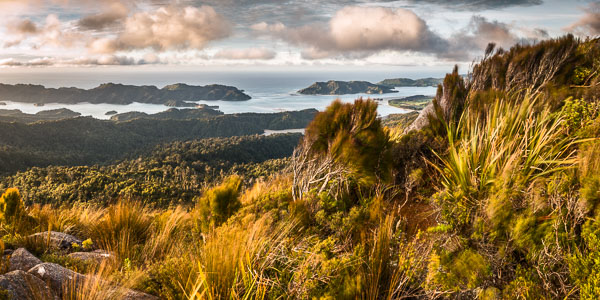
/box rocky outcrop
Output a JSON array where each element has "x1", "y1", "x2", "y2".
[
  {"x1": 0, "y1": 82, "x2": 251, "y2": 105},
  {"x1": 298, "y1": 80, "x2": 397, "y2": 95},
  {"x1": 28, "y1": 263, "x2": 86, "y2": 296},
  {"x1": 28, "y1": 263, "x2": 157, "y2": 299},
  {"x1": 9, "y1": 248, "x2": 42, "y2": 272},
  {"x1": 28, "y1": 232, "x2": 82, "y2": 251},
  {"x1": 68, "y1": 250, "x2": 114, "y2": 264},
  {"x1": 0, "y1": 270, "x2": 56, "y2": 300}
]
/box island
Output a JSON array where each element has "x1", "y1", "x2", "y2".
[
  {"x1": 110, "y1": 107, "x2": 224, "y2": 122},
  {"x1": 388, "y1": 95, "x2": 433, "y2": 111},
  {"x1": 0, "y1": 82, "x2": 251, "y2": 105},
  {"x1": 0, "y1": 108, "x2": 81, "y2": 123},
  {"x1": 377, "y1": 77, "x2": 442, "y2": 87},
  {"x1": 298, "y1": 80, "x2": 397, "y2": 95},
  {"x1": 105, "y1": 110, "x2": 118, "y2": 116}
]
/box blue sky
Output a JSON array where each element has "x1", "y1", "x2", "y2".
[{"x1": 0, "y1": 0, "x2": 597, "y2": 71}]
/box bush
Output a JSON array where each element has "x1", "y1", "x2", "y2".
[{"x1": 195, "y1": 175, "x2": 242, "y2": 230}]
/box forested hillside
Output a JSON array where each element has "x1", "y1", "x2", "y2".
[
  {"x1": 0, "y1": 134, "x2": 301, "y2": 207},
  {"x1": 0, "y1": 109, "x2": 316, "y2": 173},
  {"x1": 1, "y1": 35, "x2": 600, "y2": 299}
]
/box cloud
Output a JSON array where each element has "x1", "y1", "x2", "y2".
[
  {"x1": 4, "y1": 14, "x2": 84, "y2": 49},
  {"x1": 0, "y1": 55, "x2": 147, "y2": 67},
  {"x1": 444, "y1": 16, "x2": 549, "y2": 59},
  {"x1": 77, "y1": 2, "x2": 129, "y2": 31},
  {"x1": 107, "y1": 5, "x2": 231, "y2": 52},
  {"x1": 566, "y1": 2, "x2": 600, "y2": 36},
  {"x1": 8, "y1": 19, "x2": 39, "y2": 34},
  {"x1": 214, "y1": 47, "x2": 276, "y2": 60},
  {"x1": 406, "y1": 0, "x2": 543, "y2": 10},
  {"x1": 253, "y1": 6, "x2": 447, "y2": 59}
]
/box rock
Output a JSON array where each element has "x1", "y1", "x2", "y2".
[
  {"x1": 28, "y1": 232, "x2": 82, "y2": 250},
  {"x1": 28, "y1": 263, "x2": 157, "y2": 299},
  {"x1": 68, "y1": 250, "x2": 114, "y2": 264},
  {"x1": 28, "y1": 263, "x2": 86, "y2": 297},
  {"x1": 9, "y1": 248, "x2": 42, "y2": 272},
  {"x1": 0, "y1": 270, "x2": 55, "y2": 300},
  {"x1": 122, "y1": 289, "x2": 160, "y2": 300},
  {"x1": 105, "y1": 110, "x2": 118, "y2": 115}
]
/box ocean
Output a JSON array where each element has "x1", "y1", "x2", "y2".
[{"x1": 0, "y1": 69, "x2": 440, "y2": 119}]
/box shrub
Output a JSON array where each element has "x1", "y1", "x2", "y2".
[
  {"x1": 303, "y1": 98, "x2": 392, "y2": 184},
  {"x1": 195, "y1": 175, "x2": 242, "y2": 230}
]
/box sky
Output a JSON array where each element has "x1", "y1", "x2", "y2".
[{"x1": 0, "y1": 0, "x2": 598, "y2": 73}]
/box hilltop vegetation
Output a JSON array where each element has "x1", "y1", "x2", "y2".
[
  {"x1": 1, "y1": 35, "x2": 600, "y2": 299},
  {"x1": 378, "y1": 77, "x2": 442, "y2": 87},
  {"x1": 298, "y1": 80, "x2": 397, "y2": 95}
]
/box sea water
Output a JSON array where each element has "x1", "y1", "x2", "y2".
[{"x1": 0, "y1": 69, "x2": 439, "y2": 119}]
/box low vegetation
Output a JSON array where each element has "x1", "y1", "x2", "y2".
[{"x1": 1, "y1": 35, "x2": 600, "y2": 299}]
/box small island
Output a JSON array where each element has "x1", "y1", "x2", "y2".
[
  {"x1": 0, "y1": 82, "x2": 251, "y2": 106},
  {"x1": 388, "y1": 95, "x2": 434, "y2": 111},
  {"x1": 0, "y1": 108, "x2": 81, "y2": 123},
  {"x1": 105, "y1": 110, "x2": 118, "y2": 116},
  {"x1": 298, "y1": 80, "x2": 397, "y2": 95},
  {"x1": 377, "y1": 77, "x2": 442, "y2": 87}
]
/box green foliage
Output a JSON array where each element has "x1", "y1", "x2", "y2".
[
  {"x1": 195, "y1": 175, "x2": 242, "y2": 230},
  {"x1": 502, "y1": 267, "x2": 545, "y2": 299},
  {"x1": 432, "y1": 94, "x2": 576, "y2": 230},
  {"x1": 40, "y1": 253, "x2": 96, "y2": 274},
  {"x1": 569, "y1": 217, "x2": 600, "y2": 299},
  {"x1": 425, "y1": 248, "x2": 490, "y2": 293},
  {"x1": 305, "y1": 98, "x2": 392, "y2": 184},
  {"x1": 0, "y1": 188, "x2": 24, "y2": 224},
  {"x1": 561, "y1": 98, "x2": 598, "y2": 134},
  {"x1": 82, "y1": 238, "x2": 93, "y2": 250},
  {"x1": 0, "y1": 109, "x2": 315, "y2": 174},
  {"x1": 573, "y1": 66, "x2": 592, "y2": 85},
  {"x1": 0, "y1": 134, "x2": 300, "y2": 207}
]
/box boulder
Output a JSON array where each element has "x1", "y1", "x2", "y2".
[
  {"x1": 28, "y1": 263, "x2": 158, "y2": 299},
  {"x1": 28, "y1": 263, "x2": 86, "y2": 296},
  {"x1": 0, "y1": 270, "x2": 55, "y2": 300},
  {"x1": 9, "y1": 248, "x2": 42, "y2": 272},
  {"x1": 123, "y1": 289, "x2": 160, "y2": 300},
  {"x1": 68, "y1": 250, "x2": 114, "y2": 264},
  {"x1": 28, "y1": 232, "x2": 82, "y2": 250}
]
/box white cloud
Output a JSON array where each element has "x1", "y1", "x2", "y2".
[
  {"x1": 213, "y1": 48, "x2": 276, "y2": 60},
  {"x1": 113, "y1": 5, "x2": 231, "y2": 51},
  {"x1": 253, "y1": 6, "x2": 447, "y2": 59}
]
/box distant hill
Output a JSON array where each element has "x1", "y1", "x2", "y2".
[
  {"x1": 0, "y1": 108, "x2": 317, "y2": 173},
  {"x1": 0, "y1": 108, "x2": 81, "y2": 123},
  {"x1": 110, "y1": 107, "x2": 224, "y2": 122},
  {"x1": 0, "y1": 82, "x2": 251, "y2": 105},
  {"x1": 298, "y1": 80, "x2": 397, "y2": 95},
  {"x1": 377, "y1": 77, "x2": 442, "y2": 87}
]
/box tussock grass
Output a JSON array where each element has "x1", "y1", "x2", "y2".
[{"x1": 431, "y1": 92, "x2": 579, "y2": 228}]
